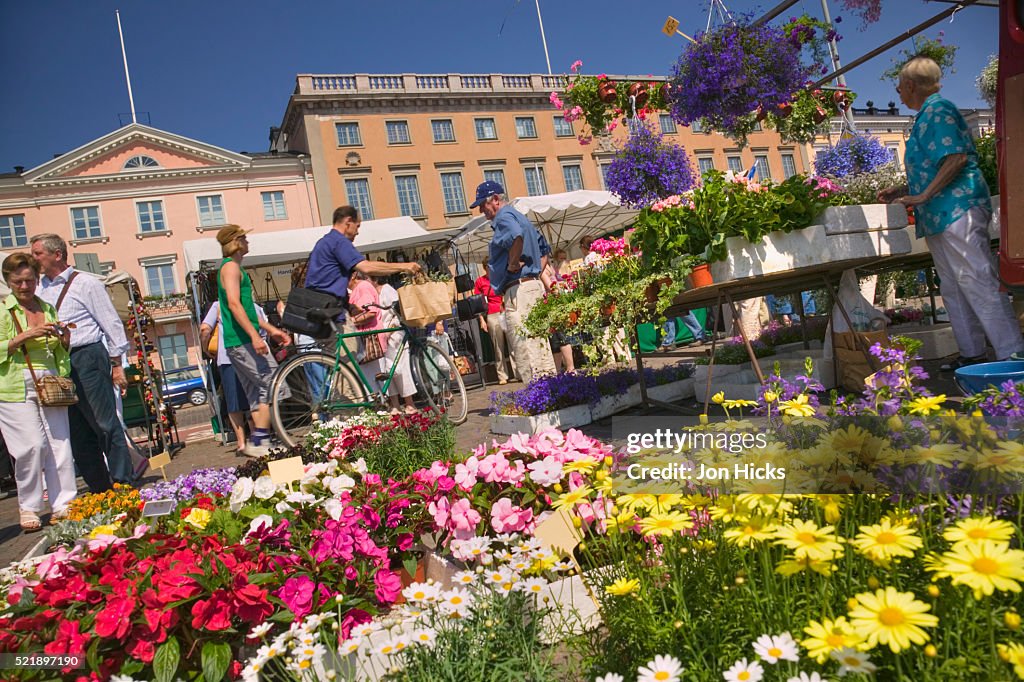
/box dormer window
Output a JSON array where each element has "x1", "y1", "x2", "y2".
[{"x1": 123, "y1": 155, "x2": 160, "y2": 170}]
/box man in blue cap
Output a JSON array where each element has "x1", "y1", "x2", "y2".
[{"x1": 472, "y1": 181, "x2": 556, "y2": 378}]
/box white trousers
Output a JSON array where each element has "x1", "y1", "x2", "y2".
[
  {"x1": 486, "y1": 312, "x2": 516, "y2": 382},
  {"x1": 0, "y1": 370, "x2": 77, "y2": 514},
  {"x1": 926, "y1": 207, "x2": 1024, "y2": 360},
  {"x1": 384, "y1": 331, "x2": 415, "y2": 398},
  {"x1": 504, "y1": 280, "x2": 557, "y2": 379}
]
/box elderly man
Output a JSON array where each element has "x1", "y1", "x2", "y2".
[
  {"x1": 472, "y1": 181, "x2": 556, "y2": 379},
  {"x1": 880, "y1": 56, "x2": 1023, "y2": 368},
  {"x1": 30, "y1": 233, "x2": 136, "y2": 491}
]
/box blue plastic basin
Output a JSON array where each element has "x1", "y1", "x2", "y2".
[{"x1": 953, "y1": 361, "x2": 1024, "y2": 396}]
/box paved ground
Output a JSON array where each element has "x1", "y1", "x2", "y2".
[{"x1": 0, "y1": 350, "x2": 961, "y2": 567}]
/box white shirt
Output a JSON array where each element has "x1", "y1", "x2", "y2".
[
  {"x1": 39, "y1": 266, "x2": 129, "y2": 356},
  {"x1": 378, "y1": 284, "x2": 399, "y2": 333},
  {"x1": 201, "y1": 301, "x2": 267, "y2": 366}
]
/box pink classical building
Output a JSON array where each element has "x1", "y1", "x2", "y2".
[{"x1": 0, "y1": 123, "x2": 320, "y2": 370}]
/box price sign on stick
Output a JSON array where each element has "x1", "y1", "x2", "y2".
[
  {"x1": 269, "y1": 456, "x2": 305, "y2": 485},
  {"x1": 662, "y1": 16, "x2": 680, "y2": 36},
  {"x1": 142, "y1": 499, "x2": 176, "y2": 517},
  {"x1": 148, "y1": 452, "x2": 171, "y2": 481}
]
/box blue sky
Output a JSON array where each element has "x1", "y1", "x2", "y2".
[{"x1": 0, "y1": 0, "x2": 998, "y2": 170}]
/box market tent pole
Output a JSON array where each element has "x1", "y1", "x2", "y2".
[
  {"x1": 126, "y1": 280, "x2": 172, "y2": 456},
  {"x1": 189, "y1": 271, "x2": 226, "y2": 446}
]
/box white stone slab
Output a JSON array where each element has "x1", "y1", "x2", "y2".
[
  {"x1": 827, "y1": 228, "x2": 913, "y2": 261},
  {"x1": 590, "y1": 385, "x2": 641, "y2": 421},
  {"x1": 490, "y1": 403, "x2": 593, "y2": 435},
  {"x1": 822, "y1": 204, "x2": 909, "y2": 234},
  {"x1": 710, "y1": 225, "x2": 830, "y2": 282},
  {"x1": 537, "y1": 573, "x2": 604, "y2": 643},
  {"x1": 706, "y1": 380, "x2": 762, "y2": 402},
  {"x1": 646, "y1": 377, "x2": 695, "y2": 403},
  {"x1": 693, "y1": 362, "x2": 745, "y2": 383},
  {"x1": 890, "y1": 323, "x2": 959, "y2": 360}
]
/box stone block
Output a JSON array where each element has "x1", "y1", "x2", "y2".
[
  {"x1": 822, "y1": 204, "x2": 909, "y2": 234},
  {"x1": 707, "y1": 379, "x2": 762, "y2": 402},
  {"x1": 490, "y1": 403, "x2": 593, "y2": 435},
  {"x1": 827, "y1": 228, "x2": 912, "y2": 261},
  {"x1": 537, "y1": 573, "x2": 603, "y2": 643},
  {"x1": 590, "y1": 386, "x2": 641, "y2": 421},
  {"x1": 892, "y1": 323, "x2": 959, "y2": 360},
  {"x1": 645, "y1": 377, "x2": 695, "y2": 404},
  {"x1": 693, "y1": 362, "x2": 745, "y2": 383},
  {"x1": 710, "y1": 225, "x2": 829, "y2": 281}
]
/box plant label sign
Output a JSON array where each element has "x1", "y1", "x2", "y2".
[
  {"x1": 149, "y1": 452, "x2": 171, "y2": 481},
  {"x1": 662, "y1": 16, "x2": 679, "y2": 36},
  {"x1": 142, "y1": 498, "x2": 176, "y2": 517},
  {"x1": 269, "y1": 457, "x2": 305, "y2": 485},
  {"x1": 534, "y1": 507, "x2": 582, "y2": 556}
]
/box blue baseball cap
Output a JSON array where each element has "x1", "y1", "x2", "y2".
[{"x1": 470, "y1": 180, "x2": 505, "y2": 209}]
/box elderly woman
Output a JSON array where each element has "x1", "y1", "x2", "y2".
[
  {"x1": 0, "y1": 253, "x2": 77, "y2": 531},
  {"x1": 880, "y1": 56, "x2": 1024, "y2": 368}
]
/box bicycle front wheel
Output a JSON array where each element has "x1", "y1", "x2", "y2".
[
  {"x1": 269, "y1": 351, "x2": 369, "y2": 448},
  {"x1": 411, "y1": 340, "x2": 468, "y2": 424}
]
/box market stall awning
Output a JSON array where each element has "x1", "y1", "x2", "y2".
[
  {"x1": 453, "y1": 190, "x2": 639, "y2": 261},
  {"x1": 182, "y1": 217, "x2": 458, "y2": 273}
]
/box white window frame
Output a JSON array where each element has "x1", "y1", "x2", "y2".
[
  {"x1": 122, "y1": 155, "x2": 161, "y2": 171},
  {"x1": 727, "y1": 156, "x2": 744, "y2": 174},
  {"x1": 552, "y1": 116, "x2": 574, "y2": 138},
  {"x1": 523, "y1": 165, "x2": 547, "y2": 195},
  {"x1": 68, "y1": 204, "x2": 104, "y2": 241},
  {"x1": 140, "y1": 254, "x2": 178, "y2": 298},
  {"x1": 431, "y1": 119, "x2": 456, "y2": 143},
  {"x1": 561, "y1": 164, "x2": 584, "y2": 192},
  {"x1": 781, "y1": 153, "x2": 797, "y2": 179},
  {"x1": 659, "y1": 114, "x2": 677, "y2": 135},
  {"x1": 483, "y1": 168, "x2": 506, "y2": 188},
  {"x1": 474, "y1": 118, "x2": 498, "y2": 141},
  {"x1": 344, "y1": 177, "x2": 375, "y2": 221},
  {"x1": 754, "y1": 155, "x2": 772, "y2": 181},
  {"x1": 261, "y1": 191, "x2": 288, "y2": 221},
  {"x1": 691, "y1": 120, "x2": 705, "y2": 134},
  {"x1": 515, "y1": 117, "x2": 538, "y2": 139},
  {"x1": 157, "y1": 333, "x2": 189, "y2": 371},
  {"x1": 697, "y1": 157, "x2": 715, "y2": 176},
  {"x1": 0, "y1": 214, "x2": 28, "y2": 249},
  {"x1": 135, "y1": 198, "x2": 168, "y2": 234},
  {"x1": 887, "y1": 144, "x2": 902, "y2": 170},
  {"x1": 196, "y1": 194, "x2": 226, "y2": 229},
  {"x1": 394, "y1": 175, "x2": 424, "y2": 218},
  {"x1": 598, "y1": 162, "x2": 612, "y2": 190},
  {"x1": 440, "y1": 171, "x2": 468, "y2": 215},
  {"x1": 385, "y1": 120, "x2": 411, "y2": 145},
  {"x1": 335, "y1": 122, "x2": 362, "y2": 147}
]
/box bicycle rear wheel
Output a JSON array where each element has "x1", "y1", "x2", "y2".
[
  {"x1": 410, "y1": 340, "x2": 468, "y2": 424},
  {"x1": 269, "y1": 351, "x2": 368, "y2": 448}
]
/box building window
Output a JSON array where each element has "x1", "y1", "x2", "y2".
[
  {"x1": 691, "y1": 120, "x2": 705, "y2": 134},
  {"x1": 0, "y1": 214, "x2": 27, "y2": 248},
  {"x1": 781, "y1": 154, "x2": 797, "y2": 179},
  {"x1": 123, "y1": 155, "x2": 160, "y2": 170},
  {"x1": 562, "y1": 164, "x2": 584, "y2": 191},
  {"x1": 475, "y1": 118, "x2": 498, "y2": 141},
  {"x1": 599, "y1": 163, "x2": 611, "y2": 190},
  {"x1": 524, "y1": 166, "x2": 547, "y2": 196},
  {"x1": 385, "y1": 121, "x2": 411, "y2": 145},
  {"x1": 754, "y1": 155, "x2": 772, "y2": 181},
  {"x1": 394, "y1": 176, "x2": 423, "y2": 217},
  {"x1": 345, "y1": 178, "x2": 374, "y2": 221},
  {"x1": 727, "y1": 156, "x2": 744, "y2": 174},
  {"x1": 887, "y1": 144, "x2": 901, "y2": 170},
  {"x1": 335, "y1": 122, "x2": 362, "y2": 147},
  {"x1": 144, "y1": 262, "x2": 176, "y2": 297},
  {"x1": 71, "y1": 206, "x2": 103, "y2": 240},
  {"x1": 553, "y1": 116, "x2": 574, "y2": 137},
  {"x1": 659, "y1": 114, "x2": 677, "y2": 135},
  {"x1": 440, "y1": 172, "x2": 467, "y2": 214},
  {"x1": 483, "y1": 168, "x2": 506, "y2": 188},
  {"x1": 431, "y1": 119, "x2": 456, "y2": 143},
  {"x1": 261, "y1": 191, "x2": 287, "y2": 221},
  {"x1": 196, "y1": 195, "x2": 225, "y2": 228},
  {"x1": 137, "y1": 200, "x2": 166, "y2": 233},
  {"x1": 515, "y1": 117, "x2": 538, "y2": 139},
  {"x1": 157, "y1": 334, "x2": 189, "y2": 371},
  {"x1": 752, "y1": 121, "x2": 763, "y2": 132},
  {"x1": 697, "y1": 157, "x2": 715, "y2": 177}
]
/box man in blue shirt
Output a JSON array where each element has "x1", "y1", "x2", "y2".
[
  {"x1": 473, "y1": 181, "x2": 556, "y2": 378},
  {"x1": 305, "y1": 206, "x2": 421, "y2": 309}
]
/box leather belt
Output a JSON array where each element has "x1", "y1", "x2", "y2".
[{"x1": 517, "y1": 275, "x2": 540, "y2": 282}]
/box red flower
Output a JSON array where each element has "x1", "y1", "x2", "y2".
[
  {"x1": 94, "y1": 596, "x2": 135, "y2": 640},
  {"x1": 231, "y1": 576, "x2": 274, "y2": 624},
  {"x1": 44, "y1": 619, "x2": 89, "y2": 657},
  {"x1": 191, "y1": 589, "x2": 234, "y2": 631}
]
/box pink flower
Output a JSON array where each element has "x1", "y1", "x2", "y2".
[
  {"x1": 578, "y1": 134, "x2": 592, "y2": 145},
  {"x1": 449, "y1": 498, "x2": 481, "y2": 538},
  {"x1": 374, "y1": 569, "x2": 402, "y2": 604},
  {"x1": 478, "y1": 453, "x2": 510, "y2": 482},
  {"x1": 276, "y1": 575, "x2": 316, "y2": 618},
  {"x1": 490, "y1": 498, "x2": 534, "y2": 534},
  {"x1": 571, "y1": 59, "x2": 583, "y2": 72},
  {"x1": 428, "y1": 496, "x2": 451, "y2": 529},
  {"x1": 527, "y1": 456, "x2": 564, "y2": 487},
  {"x1": 549, "y1": 91, "x2": 564, "y2": 109}
]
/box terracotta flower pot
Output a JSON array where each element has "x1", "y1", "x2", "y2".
[
  {"x1": 644, "y1": 277, "x2": 673, "y2": 306},
  {"x1": 393, "y1": 556, "x2": 427, "y2": 605},
  {"x1": 754, "y1": 105, "x2": 768, "y2": 122},
  {"x1": 776, "y1": 102, "x2": 793, "y2": 119},
  {"x1": 658, "y1": 83, "x2": 670, "y2": 102},
  {"x1": 686, "y1": 264, "x2": 713, "y2": 288},
  {"x1": 832, "y1": 90, "x2": 850, "y2": 107},
  {"x1": 600, "y1": 302, "x2": 617, "y2": 318},
  {"x1": 598, "y1": 81, "x2": 617, "y2": 104},
  {"x1": 813, "y1": 107, "x2": 830, "y2": 123},
  {"x1": 568, "y1": 310, "x2": 579, "y2": 325},
  {"x1": 628, "y1": 82, "x2": 649, "y2": 109}
]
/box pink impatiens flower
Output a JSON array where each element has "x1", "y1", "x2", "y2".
[
  {"x1": 490, "y1": 498, "x2": 534, "y2": 534},
  {"x1": 449, "y1": 498, "x2": 482, "y2": 538},
  {"x1": 527, "y1": 456, "x2": 563, "y2": 487}
]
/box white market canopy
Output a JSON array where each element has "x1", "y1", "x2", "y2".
[
  {"x1": 453, "y1": 190, "x2": 640, "y2": 261},
  {"x1": 182, "y1": 216, "x2": 458, "y2": 273}
]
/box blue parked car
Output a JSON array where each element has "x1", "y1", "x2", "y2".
[{"x1": 161, "y1": 366, "x2": 208, "y2": 407}]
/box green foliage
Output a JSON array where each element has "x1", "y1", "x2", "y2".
[
  {"x1": 826, "y1": 161, "x2": 906, "y2": 206},
  {"x1": 767, "y1": 87, "x2": 855, "y2": 145},
  {"x1": 976, "y1": 54, "x2": 997, "y2": 107},
  {"x1": 354, "y1": 417, "x2": 457, "y2": 480},
  {"x1": 975, "y1": 130, "x2": 997, "y2": 194},
  {"x1": 882, "y1": 34, "x2": 958, "y2": 83}
]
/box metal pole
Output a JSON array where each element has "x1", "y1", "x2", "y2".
[
  {"x1": 820, "y1": 0, "x2": 857, "y2": 132},
  {"x1": 534, "y1": 0, "x2": 552, "y2": 75},
  {"x1": 115, "y1": 10, "x2": 137, "y2": 125}
]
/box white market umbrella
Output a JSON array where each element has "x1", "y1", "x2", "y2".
[{"x1": 453, "y1": 190, "x2": 639, "y2": 262}]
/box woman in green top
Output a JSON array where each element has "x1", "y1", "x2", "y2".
[{"x1": 0, "y1": 253, "x2": 77, "y2": 532}]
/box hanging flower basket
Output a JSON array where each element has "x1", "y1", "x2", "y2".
[
  {"x1": 628, "y1": 82, "x2": 649, "y2": 109},
  {"x1": 598, "y1": 80, "x2": 617, "y2": 104}
]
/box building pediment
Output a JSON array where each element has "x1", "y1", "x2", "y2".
[{"x1": 23, "y1": 123, "x2": 252, "y2": 187}]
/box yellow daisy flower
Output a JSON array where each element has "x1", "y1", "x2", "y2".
[
  {"x1": 848, "y1": 587, "x2": 938, "y2": 653},
  {"x1": 801, "y1": 616, "x2": 863, "y2": 663},
  {"x1": 562, "y1": 458, "x2": 599, "y2": 474},
  {"x1": 550, "y1": 486, "x2": 593, "y2": 511},
  {"x1": 943, "y1": 516, "x2": 1016, "y2": 546},
  {"x1": 638, "y1": 511, "x2": 694, "y2": 537},
  {"x1": 911, "y1": 443, "x2": 962, "y2": 468},
  {"x1": 936, "y1": 540, "x2": 1024, "y2": 599},
  {"x1": 906, "y1": 394, "x2": 946, "y2": 415},
  {"x1": 774, "y1": 519, "x2": 844, "y2": 562},
  {"x1": 997, "y1": 642, "x2": 1024, "y2": 679},
  {"x1": 775, "y1": 556, "x2": 836, "y2": 577},
  {"x1": 604, "y1": 577, "x2": 640, "y2": 596},
  {"x1": 723, "y1": 516, "x2": 777, "y2": 547},
  {"x1": 778, "y1": 394, "x2": 816, "y2": 417},
  {"x1": 852, "y1": 519, "x2": 923, "y2": 565}
]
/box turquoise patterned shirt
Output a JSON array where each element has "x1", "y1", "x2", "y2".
[{"x1": 905, "y1": 93, "x2": 991, "y2": 238}]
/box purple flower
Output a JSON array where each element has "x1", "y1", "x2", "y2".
[
  {"x1": 605, "y1": 123, "x2": 696, "y2": 208},
  {"x1": 815, "y1": 134, "x2": 893, "y2": 177},
  {"x1": 140, "y1": 466, "x2": 238, "y2": 502}
]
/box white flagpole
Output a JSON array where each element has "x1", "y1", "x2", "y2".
[
  {"x1": 534, "y1": 0, "x2": 552, "y2": 75},
  {"x1": 116, "y1": 10, "x2": 137, "y2": 124}
]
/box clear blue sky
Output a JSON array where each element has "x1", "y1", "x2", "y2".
[{"x1": 0, "y1": 0, "x2": 998, "y2": 170}]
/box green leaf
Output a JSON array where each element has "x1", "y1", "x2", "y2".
[
  {"x1": 153, "y1": 636, "x2": 180, "y2": 682},
  {"x1": 402, "y1": 554, "x2": 420, "y2": 579},
  {"x1": 201, "y1": 641, "x2": 232, "y2": 682}
]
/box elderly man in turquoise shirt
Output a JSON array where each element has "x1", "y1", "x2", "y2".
[
  {"x1": 879, "y1": 56, "x2": 1023, "y2": 369},
  {"x1": 474, "y1": 181, "x2": 556, "y2": 379}
]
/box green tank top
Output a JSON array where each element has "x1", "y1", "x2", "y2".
[{"x1": 217, "y1": 257, "x2": 259, "y2": 349}]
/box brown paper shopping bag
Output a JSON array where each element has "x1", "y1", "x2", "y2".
[
  {"x1": 834, "y1": 330, "x2": 889, "y2": 393},
  {"x1": 398, "y1": 278, "x2": 452, "y2": 328}
]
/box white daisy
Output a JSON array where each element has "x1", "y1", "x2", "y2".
[
  {"x1": 786, "y1": 673, "x2": 826, "y2": 682},
  {"x1": 401, "y1": 581, "x2": 441, "y2": 604},
  {"x1": 339, "y1": 636, "x2": 363, "y2": 655},
  {"x1": 438, "y1": 587, "x2": 473, "y2": 617},
  {"x1": 351, "y1": 622, "x2": 380, "y2": 638},
  {"x1": 637, "y1": 654, "x2": 684, "y2": 682},
  {"x1": 411, "y1": 627, "x2": 437, "y2": 646},
  {"x1": 247, "y1": 622, "x2": 273, "y2": 640},
  {"x1": 516, "y1": 577, "x2": 548, "y2": 595},
  {"x1": 595, "y1": 674, "x2": 625, "y2": 682},
  {"x1": 452, "y1": 570, "x2": 476, "y2": 585},
  {"x1": 831, "y1": 648, "x2": 877, "y2": 676},
  {"x1": 485, "y1": 567, "x2": 516, "y2": 587},
  {"x1": 752, "y1": 632, "x2": 799, "y2": 664},
  {"x1": 723, "y1": 658, "x2": 764, "y2": 682}
]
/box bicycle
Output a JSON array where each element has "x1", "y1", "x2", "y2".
[{"x1": 269, "y1": 301, "x2": 468, "y2": 448}]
